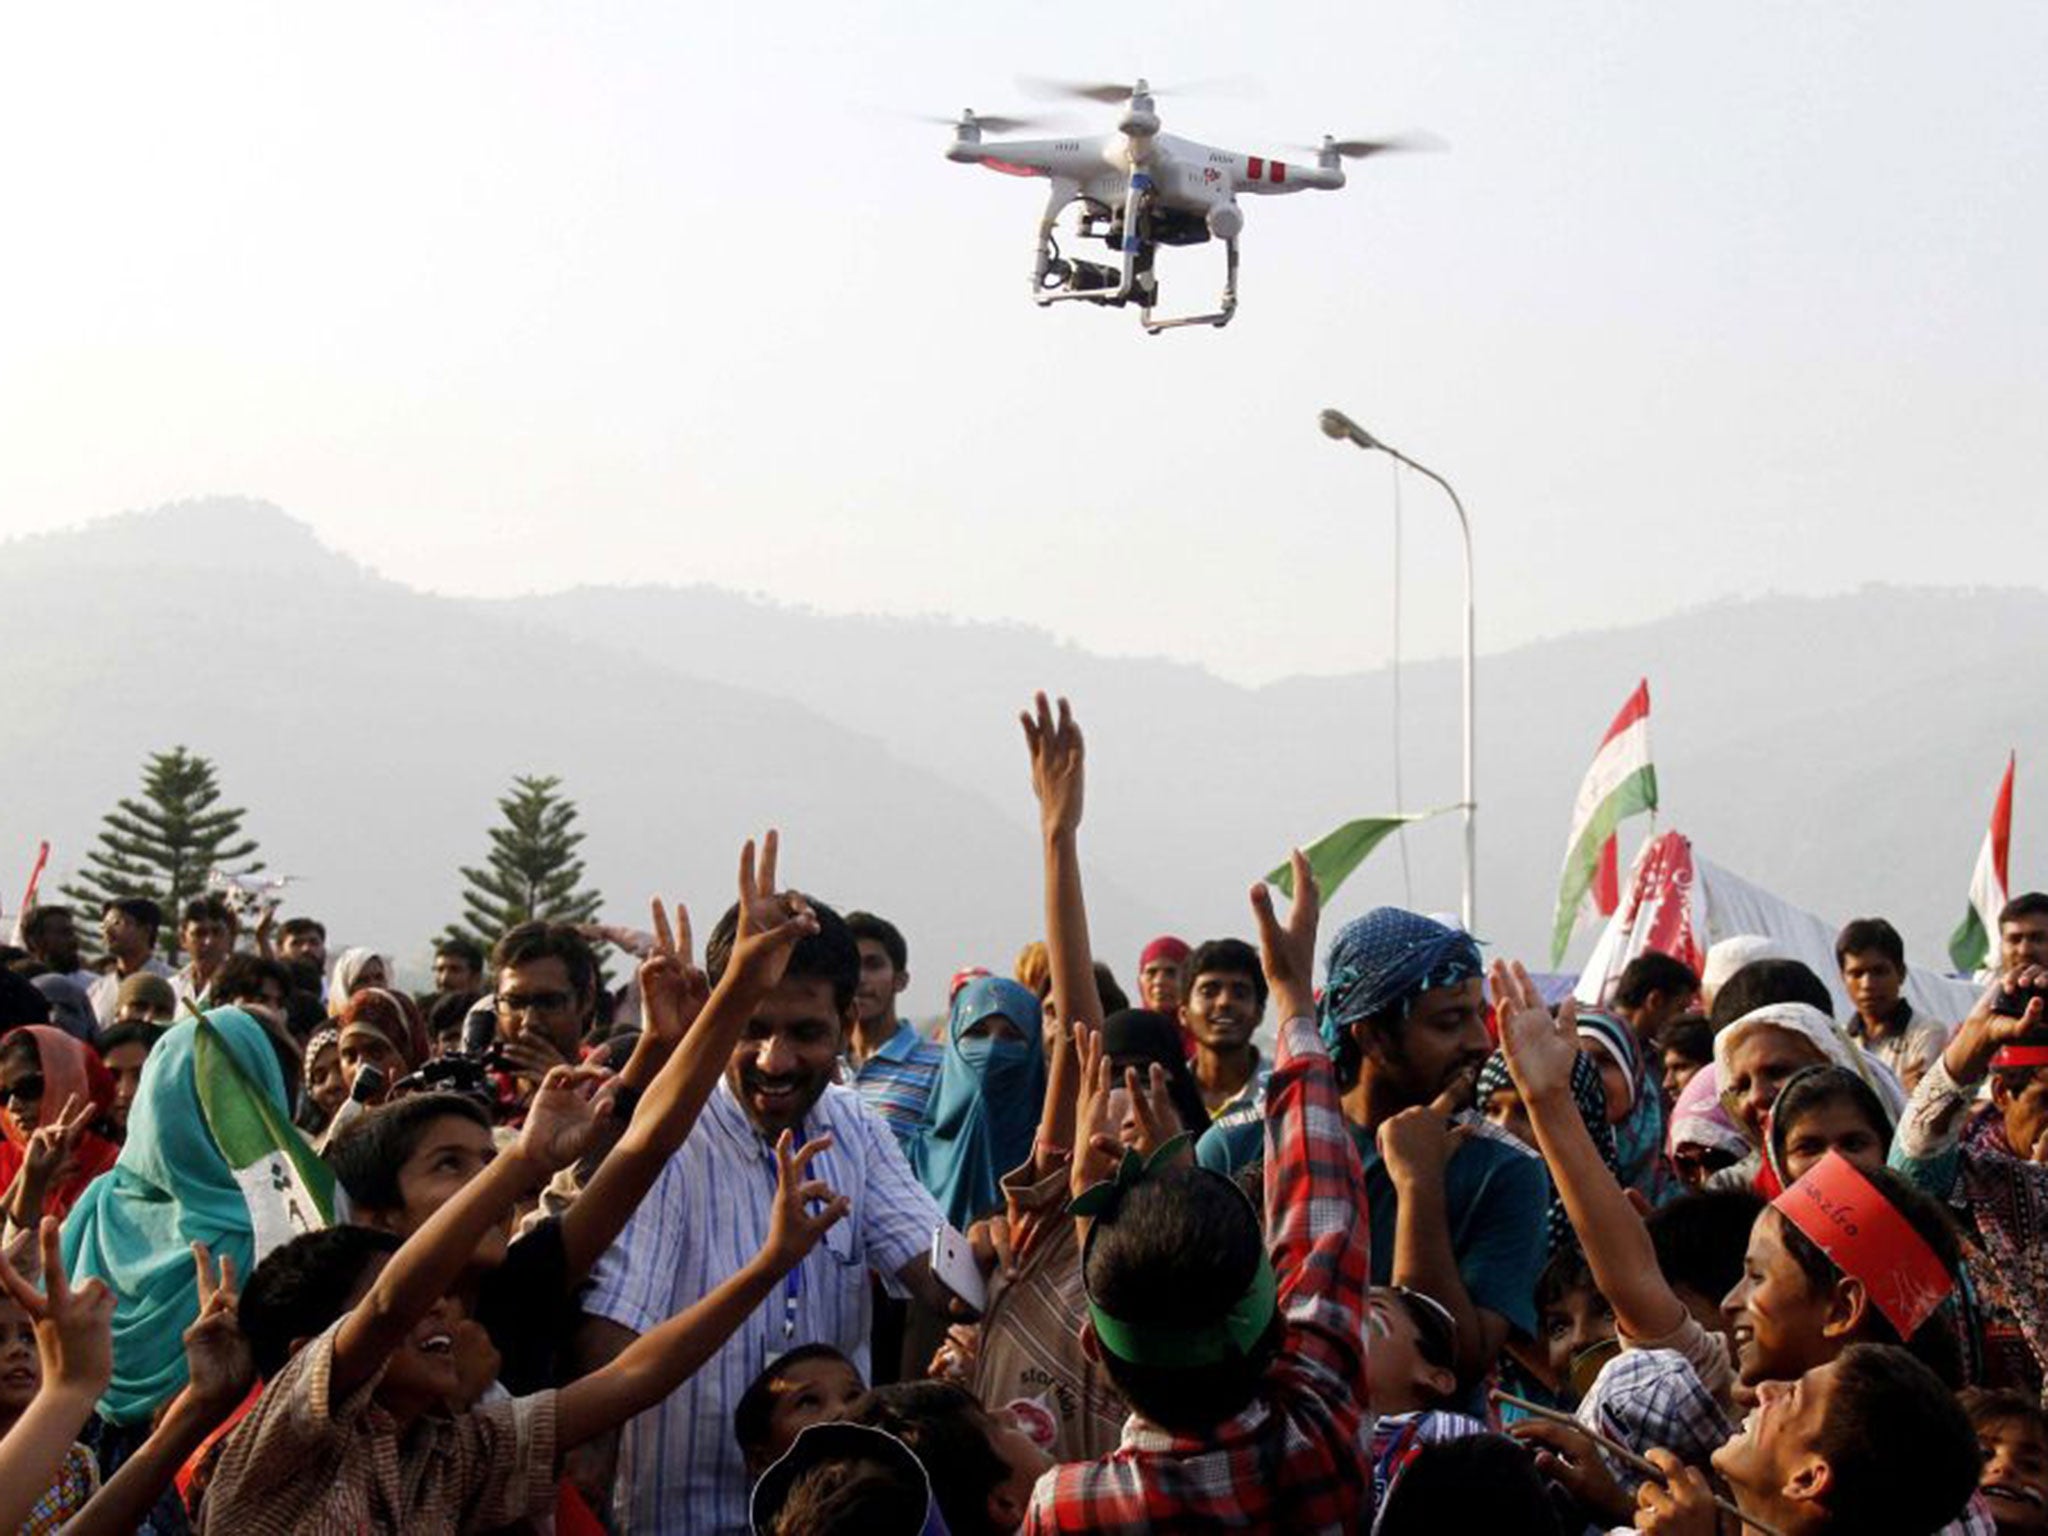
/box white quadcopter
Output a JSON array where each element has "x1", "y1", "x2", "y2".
[{"x1": 940, "y1": 78, "x2": 1433, "y2": 334}]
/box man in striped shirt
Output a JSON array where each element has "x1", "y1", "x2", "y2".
[
  {"x1": 576, "y1": 897, "x2": 961, "y2": 1535},
  {"x1": 844, "y1": 910, "x2": 943, "y2": 1148}
]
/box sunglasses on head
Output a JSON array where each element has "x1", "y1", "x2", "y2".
[{"x1": 0, "y1": 1073, "x2": 46, "y2": 1107}]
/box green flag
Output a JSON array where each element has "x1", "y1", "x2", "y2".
[
  {"x1": 1268, "y1": 808, "x2": 1450, "y2": 900},
  {"x1": 194, "y1": 1018, "x2": 334, "y2": 1261}
]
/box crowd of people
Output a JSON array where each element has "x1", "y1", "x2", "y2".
[{"x1": 2, "y1": 692, "x2": 2047, "y2": 1534}]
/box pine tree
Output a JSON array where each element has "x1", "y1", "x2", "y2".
[
  {"x1": 447, "y1": 774, "x2": 603, "y2": 949},
  {"x1": 62, "y1": 747, "x2": 263, "y2": 959}
]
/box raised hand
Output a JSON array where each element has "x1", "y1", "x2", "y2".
[
  {"x1": 1249, "y1": 848, "x2": 1320, "y2": 1014},
  {"x1": 1492, "y1": 958, "x2": 1579, "y2": 1104},
  {"x1": 1948, "y1": 966, "x2": 2048, "y2": 1085},
  {"x1": 516, "y1": 1065, "x2": 617, "y2": 1173},
  {"x1": 1069, "y1": 1024, "x2": 1123, "y2": 1198},
  {"x1": 639, "y1": 897, "x2": 711, "y2": 1048},
  {"x1": 727, "y1": 832, "x2": 822, "y2": 995},
  {"x1": 0, "y1": 1218, "x2": 115, "y2": 1397},
  {"x1": 1021, "y1": 692, "x2": 1086, "y2": 841},
  {"x1": 764, "y1": 1131, "x2": 850, "y2": 1273},
  {"x1": 1631, "y1": 1449, "x2": 1725, "y2": 1536},
  {"x1": 17, "y1": 1094, "x2": 92, "y2": 1200},
  {"x1": 183, "y1": 1243, "x2": 253, "y2": 1410},
  {"x1": 1121, "y1": 1063, "x2": 1182, "y2": 1161}
]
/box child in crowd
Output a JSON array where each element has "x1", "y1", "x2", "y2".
[
  {"x1": 205, "y1": 1063, "x2": 849, "y2": 1531},
  {"x1": 849, "y1": 1380, "x2": 1053, "y2": 1536},
  {"x1": 1963, "y1": 1387, "x2": 2048, "y2": 1536},
  {"x1": 735, "y1": 1343, "x2": 867, "y2": 1480},
  {"x1": 0, "y1": 1260, "x2": 98, "y2": 1532},
  {"x1": 1764, "y1": 1061, "x2": 1896, "y2": 1187},
  {"x1": 1534, "y1": 1247, "x2": 1617, "y2": 1406}
]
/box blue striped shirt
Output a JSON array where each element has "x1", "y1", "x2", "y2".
[
  {"x1": 848, "y1": 1021, "x2": 944, "y2": 1148},
  {"x1": 583, "y1": 1077, "x2": 940, "y2": 1535}
]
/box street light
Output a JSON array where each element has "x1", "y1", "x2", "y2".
[{"x1": 1319, "y1": 407, "x2": 1477, "y2": 931}]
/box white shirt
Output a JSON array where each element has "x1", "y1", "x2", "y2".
[
  {"x1": 87, "y1": 956, "x2": 174, "y2": 1027},
  {"x1": 583, "y1": 1077, "x2": 940, "y2": 1535}
]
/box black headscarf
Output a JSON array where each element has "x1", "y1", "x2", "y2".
[{"x1": 1100, "y1": 1009, "x2": 1211, "y2": 1137}]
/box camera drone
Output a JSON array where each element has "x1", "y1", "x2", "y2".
[{"x1": 940, "y1": 78, "x2": 1433, "y2": 334}]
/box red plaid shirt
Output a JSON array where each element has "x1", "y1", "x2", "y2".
[{"x1": 1023, "y1": 1015, "x2": 1374, "y2": 1535}]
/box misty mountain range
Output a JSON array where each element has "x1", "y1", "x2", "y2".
[{"x1": 4, "y1": 497, "x2": 2039, "y2": 1013}]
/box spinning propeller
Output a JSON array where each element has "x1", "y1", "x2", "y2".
[
  {"x1": 1286, "y1": 131, "x2": 1448, "y2": 160},
  {"x1": 914, "y1": 109, "x2": 1061, "y2": 135},
  {"x1": 1019, "y1": 74, "x2": 1255, "y2": 105}
]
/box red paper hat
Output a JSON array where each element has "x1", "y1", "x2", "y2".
[
  {"x1": 1772, "y1": 1150, "x2": 1953, "y2": 1339},
  {"x1": 1991, "y1": 1043, "x2": 2048, "y2": 1071}
]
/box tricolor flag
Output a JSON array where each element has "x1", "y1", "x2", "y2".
[
  {"x1": 1949, "y1": 754, "x2": 2014, "y2": 975},
  {"x1": 1551, "y1": 680, "x2": 1658, "y2": 965},
  {"x1": 193, "y1": 1017, "x2": 333, "y2": 1261}
]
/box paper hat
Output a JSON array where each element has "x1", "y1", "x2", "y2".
[
  {"x1": 1772, "y1": 1150, "x2": 1953, "y2": 1338},
  {"x1": 1991, "y1": 1043, "x2": 2048, "y2": 1071}
]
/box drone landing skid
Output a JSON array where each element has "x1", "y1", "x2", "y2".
[{"x1": 1031, "y1": 172, "x2": 1240, "y2": 333}]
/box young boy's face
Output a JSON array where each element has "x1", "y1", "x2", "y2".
[
  {"x1": 342, "y1": 1251, "x2": 464, "y2": 1418},
  {"x1": 1364, "y1": 1288, "x2": 1453, "y2": 1415},
  {"x1": 381, "y1": 1113, "x2": 511, "y2": 1267},
  {"x1": 1541, "y1": 1281, "x2": 1617, "y2": 1396},
  {"x1": 980, "y1": 1404, "x2": 1056, "y2": 1527},
  {"x1": 756, "y1": 1355, "x2": 865, "y2": 1471},
  {"x1": 0, "y1": 1297, "x2": 39, "y2": 1416},
  {"x1": 1482, "y1": 1086, "x2": 1534, "y2": 1151},
  {"x1": 1979, "y1": 1417, "x2": 2048, "y2": 1534}
]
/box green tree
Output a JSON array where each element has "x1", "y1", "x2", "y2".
[
  {"x1": 62, "y1": 746, "x2": 263, "y2": 959},
  {"x1": 447, "y1": 774, "x2": 603, "y2": 949}
]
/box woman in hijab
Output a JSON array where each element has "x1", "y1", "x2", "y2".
[
  {"x1": 61, "y1": 1007, "x2": 305, "y2": 1430},
  {"x1": 334, "y1": 987, "x2": 428, "y2": 1099},
  {"x1": 326, "y1": 946, "x2": 392, "y2": 1004},
  {"x1": 1713, "y1": 1000, "x2": 1904, "y2": 1146},
  {"x1": 0, "y1": 1026, "x2": 120, "y2": 1221},
  {"x1": 910, "y1": 976, "x2": 1048, "y2": 1229},
  {"x1": 1666, "y1": 1066, "x2": 1749, "y2": 1191}
]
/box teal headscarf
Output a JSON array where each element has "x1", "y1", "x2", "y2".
[
  {"x1": 61, "y1": 1008, "x2": 290, "y2": 1424},
  {"x1": 909, "y1": 977, "x2": 1047, "y2": 1229}
]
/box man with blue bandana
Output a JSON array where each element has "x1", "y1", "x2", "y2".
[{"x1": 1196, "y1": 907, "x2": 1548, "y2": 1408}]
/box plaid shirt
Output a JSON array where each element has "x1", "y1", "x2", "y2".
[{"x1": 1023, "y1": 1015, "x2": 1373, "y2": 1535}]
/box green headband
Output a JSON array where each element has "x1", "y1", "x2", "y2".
[{"x1": 1072, "y1": 1133, "x2": 1281, "y2": 1369}]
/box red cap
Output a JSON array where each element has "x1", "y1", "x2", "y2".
[
  {"x1": 1991, "y1": 1043, "x2": 2048, "y2": 1071},
  {"x1": 1772, "y1": 1151, "x2": 1953, "y2": 1338}
]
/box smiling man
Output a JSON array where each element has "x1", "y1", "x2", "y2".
[
  {"x1": 575, "y1": 896, "x2": 956, "y2": 1535},
  {"x1": 1196, "y1": 906, "x2": 1547, "y2": 1403},
  {"x1": 1180, "y1": 937, "x2": 1267, "y2": 1124}
]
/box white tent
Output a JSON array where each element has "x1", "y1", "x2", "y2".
[{"x1": 1573, "y1": 830, "x2": 1981, "y2": 1027}]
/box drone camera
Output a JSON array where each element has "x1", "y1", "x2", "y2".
[{"x1": 1065, "y1": 260, "x2": 1125, "y2": 298}]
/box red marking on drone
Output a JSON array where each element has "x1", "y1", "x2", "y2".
[
  {"x1": 981, "y1": 159, "x2": 1044, "y2": 178},
  {"x1": 1246, "y1": 156, "x2": 1264, "y2": 181},
  {"x1": 1270, "y1": 160, "x2": 1286, "y2": 184}
]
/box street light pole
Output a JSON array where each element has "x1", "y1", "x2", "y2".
[{"x1": 1319, "y1": 408, "x2": 1476, "y2": 931}]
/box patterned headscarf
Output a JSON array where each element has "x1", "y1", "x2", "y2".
[
  {"x1": 1318, "y1": 909, "x2": 1483, "y2": 1084},
  {"x1": 1474, "y1": 1049, "x2": 1616, "y2": 1255}
]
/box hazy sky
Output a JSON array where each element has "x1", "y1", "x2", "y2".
[{"x1": 3, "y1": 3, "x2": 2043, "y2": 683}]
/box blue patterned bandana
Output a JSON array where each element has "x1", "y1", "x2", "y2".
[{"x1": 1317, "y1": 907, "x2": 1485, "y2": 1057}]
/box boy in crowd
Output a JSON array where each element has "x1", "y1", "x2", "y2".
[
  {"x1": 88, "y1": 898, "x2": 172, "y2": 1029},
  {"x1": 735, "y1": 1344, "x2": 867, "y2": 1480},
  {"x1": 172, "y1": 896, "x2": 238, "y2": 1008},
  {"x1": 1180, "y1": 937, "x2": 1267, "y2": 1127},
  {"x1": 1962, "y1": 1388, "x2": 2048, "y2": 1536},
  {"x1": 843, "y1": 910, "x2": 942, "y2": 1151},
  {"x1": 208, "y1": 1062, "x2": 849, "y2": 1531},
  {"x1": 1024, "y1": 846, "x2": 1376, "y2": 1532},
  {"x1": 1836, "y1": 916, "x2": 1945, "y2": 1093}
]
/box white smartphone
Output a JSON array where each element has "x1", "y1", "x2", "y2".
[{"x1": 930, "y1": 1223, "x2": 988, "y2": 1315}]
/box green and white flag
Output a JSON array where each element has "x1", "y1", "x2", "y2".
[
  {"x1": 1268, "y1": 808, "x2": 1449, "y2": 901},
  {"x1": 1949, "y1": 754, "x2": 2014, "y2": 975},
  {"x1": 1552, "y1": 680, "x2": 1658, "y2": 965},
  {"x1": 194, "y1": 1018, "x2": 333, "y2": 1262}
]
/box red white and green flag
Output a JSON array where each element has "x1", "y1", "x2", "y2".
[
  {"x1": 1551, "y1": 680, "x2": 1658, "y2": 965},
  {"x1": 1949, "y1": 753, "x2": 2014, "y2": 975},
  {"x1": 194, "y1": 1017, "x2": 333, "y2": 1261}
]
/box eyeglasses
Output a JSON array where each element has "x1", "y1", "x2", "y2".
[
  {"x1": 0, "y1": 1074, "x2": 46, "y2": 1107},
  {"x1": 496, "y1": 990, "x2": 574, "y2": 1016}
]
